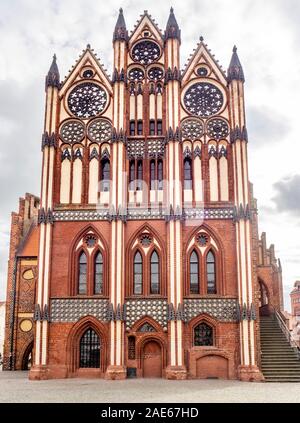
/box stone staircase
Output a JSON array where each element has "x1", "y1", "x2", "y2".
[{"x1": 260, "y1": 315, "x2": 300, "y2": 382}]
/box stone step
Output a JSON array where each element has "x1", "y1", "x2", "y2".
[
  {"x1": 261, "y1": 348, "x2": 296, "y2": 352},
  {"x1": 262, "y1": 368, "x2": 300, "y2": 373},
  {"x1": 264, "y1": 379, "x2": 300, "y2": 383},
  {"x1": 262, "y1": 368, "x2": 300, "y2": 372},
  {"x1": 264, "y1": 370, "x2": 300, "y2": 379},
  {"x1": 261, "y1": 344, "x2": 291, "y2": 347},
  {"x1": 261, "y1": 347, "x2": 295, "y2": 355},
  {"x1": 261, "y1": 351, "x2": 296, "y2": 355},
  {"x1": 261, "y1": 358, "x2": 300, "y2": 367},
  {"x1": 259, "y1": 316, "x2": 300, "y2": 381}
]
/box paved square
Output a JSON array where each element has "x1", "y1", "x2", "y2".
[{"x1": 0, "y1": 372, "x2": 300, "y2": 403}]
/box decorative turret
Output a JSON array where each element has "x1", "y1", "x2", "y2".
[
  {"x1": 164, "y1": 7, "x2": 181, "y2": 43},
  {"x1": 113, "y1": 8, "x2": 128, "y2": 42},
  {"x1": 45, "y1": 54, "x2": 60, "y2": 90},
  {"x1": 227, "y1": 46, "x2": 245, "y2": 83}
]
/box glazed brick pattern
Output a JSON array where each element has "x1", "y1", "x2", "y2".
[
  {"x1": 50, "y1": 298, "x2": 109, "y2": 322},
  {"x1": 184, "y1": 298, "x2": 238, "y2": 322},
  {"x1": 125, "y1": 299, "x2": 168, "y2": 330}
]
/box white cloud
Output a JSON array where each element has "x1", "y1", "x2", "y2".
[{"x1": 0, "y1": 0, "x2": 299, "y2": 312}]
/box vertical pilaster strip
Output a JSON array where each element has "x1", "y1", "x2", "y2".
[
  {"x1": 165, "y1": 30, "x2": 185, "y2": 373},
  {"x1": 109, "y1": 20, "x2": 127, "y2": 376},
  {"x1": 228, "y1": 48, "x2": 261, "y2": 378}
]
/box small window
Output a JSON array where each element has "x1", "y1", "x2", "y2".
[
  {"x1": 101, "y1": 159, "x2": 110, "y2": 192},
  {"x1": 157, "y1": 159, "x2": 163, "y2": 190},
  {"x1": 150, "y1": 251, "x2": 160, "y2": 294},
  {"x1": 150, "y1": 160, "x2": 156, "y2": 190},
  {"x1": 149, "y1": 120, "x2": 155, "y2": 136},
  {"x1": 136, "y1": 160, "x2": 143, "y2": 191},
  {"x1": 130, "y1": 120, "x2": 135, "y2": 136},
  {"x1": 184, "y1": 157, "x2": 192, "y2": 190},
  {"x1": 190, "y1": 250, "x2": 199, "y2": 294},
  {"x1": 134, "y1": 251, "x2": 143, "y2": 294},
  {"x1": 94, "y1": 251, "x2": 103, "y2": 294},
  {"x1": 207, "y1": 250, "x2": 216, "y2": 294},
  {"x1": 137, "y1": 120, "x2": 143, "y2": 135},
  {"x1": 78, "y1": 252, "x2": 87, "y2": 295},
  {"x1": 194, "y1": 323, "x2": 213, "y2": 346},
  {"x1": 128, "y1": 336, "x2": 136, "y2": 360},
  {"x1": 157, "y1": 120, "x2": 163, "y2": 135},
  {"x1": 129, "y1": 160, "x2": 135, "y2": 190}
]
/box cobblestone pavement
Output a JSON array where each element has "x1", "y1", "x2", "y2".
[{"x1": 0, "y1": 371, "x2": 300, "y2": 403}]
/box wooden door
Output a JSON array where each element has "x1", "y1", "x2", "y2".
[{"x1": 142, "y1": 340, "x2": 162, "y2": 378}]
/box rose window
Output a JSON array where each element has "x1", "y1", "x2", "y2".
[
  {"x1": 60, "y1": 120, "x2": 85, "y2": 143},
  {"x1": 181, "y1": 118, "x2": 204, "y2": 140},
  {"x1": 207, "y1": 119, "x2": 229, "y2": 140},
  {"x1": 183, "y1": 82, "x2": 223, "y2": 117},
  {"x1": 87, "y1": 119, "x2": 112, "y2": 143},
  {"x1": 68, "y1": 83, "x2": 107, "y2": 119},
  {"x1": 131, "y1": 41, "x2": 161, "y2": 65}
]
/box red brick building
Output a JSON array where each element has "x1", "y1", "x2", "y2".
[
  {"x1": 290, "y1": 281, "x2": 300, "y2": 347},
  {"x1": 3, "y1": 9, "x2": 283, "y2": 380}
]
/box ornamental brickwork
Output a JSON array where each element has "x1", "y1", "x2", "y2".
[{"x1": 3, "y1": 8, "x2": 283, "y2": 381}]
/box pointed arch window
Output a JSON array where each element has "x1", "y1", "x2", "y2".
[
  {"x1": 150, "y1": 159, "x2": 156, "y2": 190},
  {"x1": 129, "y1": 160, "x2": 135, "y2": 190},
  {"x1": 158, "y1": 159, "x2": 163, "y2": 190},
  {"x1": 207, "y1": 250, "x2": 216, "y2": 294},
  {"x1": 157, "y1": 119, "x2": 163, "y2": 135},
  {"x1": 136, "y1": 160, "x2": 143, "y2": 190},
  {"x1": 190, "y1": 250, "x2": 199, "y2": 294},
  {"x1": 94, "y1": 251, "x2": 103, "y2": 294},
  {"x1": 78, "y1": 252, "x2": 87, "y2": 294},
  {"x1": 137, "y1": 120, "x2": 143, "y2": 135},
  {"x1": 194, "y1": 322, "x2": 213, "y2": 346},
  {"x1": 79, "y1": 328, "x2": 100, "y2": 368},
  {"x1": 134, "y1": 251, "x2": 143, "y2": 294},
  {"x1": 150, "y1": 250, "x2": 160, "y2": 294},
  {"x1": 100, "y1": 158, "x2": 110, "y2": 192},
  {"x1": 130, "y1": 120, "x2": 135, "y2": 136},
  {"x1": 150, "y1": 159, "x2": 163, "y2": 191},
  {"x1": 184, "y1": 157, "x2": 192, "y2": 189},
  {"x1": 149, "y1": 119, "x2": 155, "y2": 135}
]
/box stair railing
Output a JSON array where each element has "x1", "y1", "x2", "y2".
[{"x1": 274, "y1": 309, "x2": 300, "y2": 360}]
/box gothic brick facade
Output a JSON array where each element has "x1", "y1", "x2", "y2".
[{"x1": 3, "y1": 8, "x2": 283, "y2": 381}]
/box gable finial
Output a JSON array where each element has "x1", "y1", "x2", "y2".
[
  {"x1": 165, "y1": 6, "x2": 181, "y2": 43},
  {"x1": 200, "y1": 35, "x2": 204, "y2": 42},
  {"x1": 227, "y1": 44, "x2": 245, "y2": 84},
  {"x1": 113, "y1": 7, "x2": 128, "y2": 42},
  {"x1": 45, "y1": 53, "x2": 60, "y2": 90}
]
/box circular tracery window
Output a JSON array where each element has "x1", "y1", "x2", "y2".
[
  {"x1": 128, "y1": 68, "x2": 145, "y2": 81},
  {"x1": 67, "y1": 82, "x2": 107, "y2": 119},
  {"x1": 139, "y1": 233, "x2": 153, "y2": 247},
  {"x1": 60, "y1": 120, "x2": 85, "y2": 143},
  {"x1": 148, "y1": 67, "x2": 164, "y2": 81},
  {"x1": 88, "y1": 119, "x2": 112, "y2": 143},
  {"x1": 183, "y1": 82, "x2": 224, "y2": 117},
  {"x1": 181, "y1": 118, "x2": 204, "y2": 141},
  {"x1": 207, "y1": 119, "x2": 229, "y2": 140},
  {"x1": 131, "y1": 40, "x2": 161, "y2": 65}
]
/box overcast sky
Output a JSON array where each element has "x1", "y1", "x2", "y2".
[{"x1": 0, "y1": 0, "x2": 299, "y2": 310}]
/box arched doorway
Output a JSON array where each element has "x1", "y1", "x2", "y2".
[
  {"x1": 22, "y1": 342, "x2": 33, "y2": 370},
  {"x1": 258, "y1": 279, "x2": 270, "y2": 316},
  {"x1": 142, "y1": 340, "x2": 162, "y2": 378}
]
